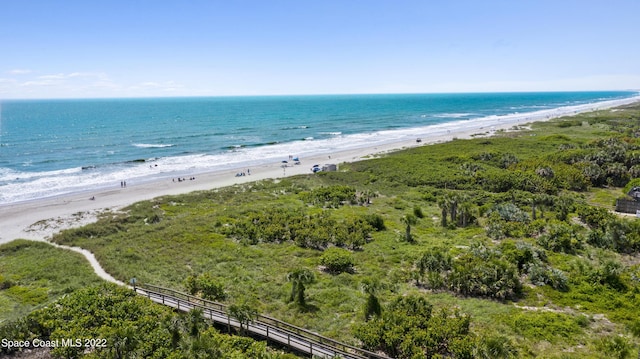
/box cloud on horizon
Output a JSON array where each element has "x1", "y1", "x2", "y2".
[{"x1": 0, "y1": 70, "x2": 188, "y2": 99}]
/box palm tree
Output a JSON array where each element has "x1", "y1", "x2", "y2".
[
  {"x1": 554, "y1": 196, "x2": 573, "y2": 221},
  {"x1": 448, "y1": 193, "x2": 459, "y2": 224},
  {"x1": 456, "y1": 194, "x2": 473, "y2": 227},
  {"x1": 460, "y1": 162, "x2": 482, "y2": 178},
  {"x1": 181, "y1": 334, "x2": 222, "y2": 359},
  {"x1": 164, "y1": 314, "x2": 183, "y2": 349},
  {"x1": 437, "y1": 197, "x2": 450, "y2": 227},
  {"x1": 416, "y1": 248, "x2": 452, "y2": 288},
  {"x1": 535, "y1": 166, "x2": 555, "y2": 179},
  {"x1": 361, "y1": 278, "x2": 382, "y2": 321},
  {"x1": 477, "y1": 335, "x2": 518, "y2": 358},
  {"x1": 400, "y1": 214, "x2": 417, "y2": 242},
  {"x1": 606, "y1": 162, "x2": 629, "y2": 187},
  {"x1": 286, "y1": 268, "x2": 316, "y2": 306},
  {"x1": 186, "y1": 308, "x2": 206, "y2": 338},
  {"x1": 107, "y1": 324, "x2": 138, "y2": 359}
]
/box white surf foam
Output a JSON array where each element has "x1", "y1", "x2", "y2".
[{"x1": 1, "y1": 94, "x2": 639, "y2": 204}]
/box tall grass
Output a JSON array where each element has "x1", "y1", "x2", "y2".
[{"x1": 0, "y1": 240, "x2": 103, "y2": 322}]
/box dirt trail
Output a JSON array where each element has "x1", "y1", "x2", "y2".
[{"x1": 46, "y1": 241, "x2": 127, "y2": 286}]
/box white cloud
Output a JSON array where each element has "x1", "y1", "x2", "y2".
[
  {"x1": 67, "y1": 72, "x2": 110, "y2": 80},
  {"x1": 0, "y1": 70, "x2": 189, "y2": 98},
  {"x1": 21, "y1": 80, "x2": 55, "y2": 87},
  {"x1": 138, "y1": 82, "x2": 161, "y2": 88},
  {"x1": 8, "y1": 69, "x2": 32, "y2": 75},
  {"x1": 38, "y1": 73, "x2": 66, "y2": 80}
]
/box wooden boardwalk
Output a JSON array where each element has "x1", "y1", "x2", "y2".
[{"x1": 135, "y1": 284, "x2": 390, "y2": 359}]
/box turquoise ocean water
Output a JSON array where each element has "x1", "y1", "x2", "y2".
[{"x1": 0, "y1": 92, "x2": 637, "y2": 204}]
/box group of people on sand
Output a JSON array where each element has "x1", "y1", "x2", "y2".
[
  {"x1": 235, "y1": 169, "x2": 250, "y2": 177},
  {"x1": 90, "y1": 180, "x2": 127, "y2": 200},
  {"x1": 173, "y1": 177, "x2": 196, "y2": 182}
]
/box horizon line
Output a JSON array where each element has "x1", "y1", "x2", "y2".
[{"x1": 2, "y1": 89, "x2": 639, "y2": 102}]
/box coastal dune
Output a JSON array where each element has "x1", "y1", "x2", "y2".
[{"x1": 1, "y1": 95, "x2": 639, "y2": 245}]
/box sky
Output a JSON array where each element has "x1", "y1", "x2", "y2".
[{"x1": 1, "y1": 0, "x2": 639, "y2": 99}]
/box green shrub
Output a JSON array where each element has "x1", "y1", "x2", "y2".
[
  {"x1": 300, "y1": 185, "x2": 356, "y2": 207},
  {"x1": 576, "y1": 204, "x2": 614, "y2": 230},
  {"x1": 0, "y1": 284, "x2": 295, "y2": 358},
  {"x1": 184, "y1": 273, "x2": 226, "y2": 301},
  {"x1": 547, "y1": 268, "x2": 570, "y2": 291},
  {"x1": 353, "y1": 295, "x2": 473, "y2": 358},
  {"x1": 536, "y1": 222, "x2": 583, "y2": 254},
  {"x1": 623, "y1": 178, "x2": 640, "y2": 194},
  {"x1": 448, "y1": 253, "x2": 522, "y2": 300},
  {"x1": 628, "y1": 319, "x2": 640, "y2": 337},
  {"x1": 527, "y1": 263, "x2": 549, "y2": 286},
  {"x1": 486, "y1": 211, "x2": 533, "y2": 239},
  {"x1": 595, "y1": 335, "x2": 632, "y2": 359},
  {"x1": 320, "y1": 248, "x2": 355, "y2": 274},
  {"x1": 556, "y1": 120, "x2": 581, "y2": 128},
  {"x1": 0, "y1": 275, "x2": 14, "y2": 290},
  {"x1": 476, "y1": 335, "x2": 518, "y2": 358},
  {"x1": 362, "y1": 213, "x2": 386, "y2": 231},
  {"x1": 412, "y1": 205, "x2": 424, "y2": 218},
  {"x1": 415, "y1": 247, "x2": 452, "y2": 288},
  {"x1": 589, "y1": 260, "x2": 626, "y2": 291},
  {"x1": 499, "y1": 241, "x2": 546, "y2": 273},
  {"x1": 527, "y1": 264, "x2": 569, "y2": 291},
  {"x1": 478, "y1": 170, "x2": 519, "y2": 192},
  {"x1": 586, "y1": 218, "x2": 640, "y2": 254},
  {"x1": 499, "y1": 153, "x2": 519, "y2": 169},
  {"x1": 491, "y1": 203, "x2": 530, "y2": 223},
  {"x1": 511, "y1": 311, "x2": 585, "y2": 344},
  {"x1": 226, "y1": 207, "x2": 373, "y2": 250}
]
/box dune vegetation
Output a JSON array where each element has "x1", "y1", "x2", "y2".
[
  {"x1": 2, "y1": 103, "x2": 640, "y2": 358},
  {"x1": 0, "y1": 240, "x2": 104, "y2": 322}
]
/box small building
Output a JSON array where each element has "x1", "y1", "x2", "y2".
[
  {"x1": 615, "y1": 186, "x2": 640, "y2": 214},
  {"x1": 322, "y1": 164, "x2": 337, "y2": 172}
]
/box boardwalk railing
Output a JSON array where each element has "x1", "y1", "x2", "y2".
[{"x1": 135, "y1": 283, "x2": 390, "y2": 359}]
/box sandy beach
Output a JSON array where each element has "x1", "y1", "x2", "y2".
[{"x1": 1, "y1": 95, "x2": 639, "y2": 246}]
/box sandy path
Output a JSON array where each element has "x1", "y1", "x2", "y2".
[{"x1": 48, "y1": 242, "x2": 127, "y2": 286}]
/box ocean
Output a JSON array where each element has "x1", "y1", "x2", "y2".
[{"x1": 0, "y1": 91, "x2": 637, "y2": 204}]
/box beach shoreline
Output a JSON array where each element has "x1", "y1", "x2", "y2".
[{"x1": 1, "y1": 95, "x2": 639, "y2": 245}]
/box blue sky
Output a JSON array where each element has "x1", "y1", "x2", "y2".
[{"x1": 1, "y1": 0, "x2": 639, "y2": 99}]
